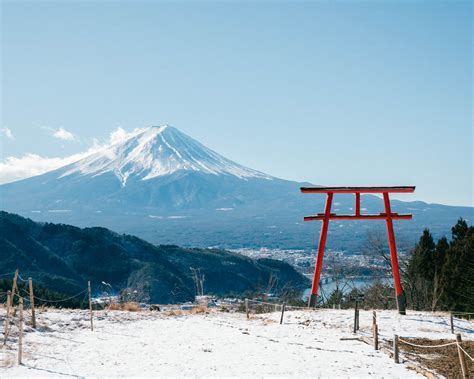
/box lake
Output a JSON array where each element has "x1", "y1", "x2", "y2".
[{"x1": 302, "y1": 276, "x2": 392, "y2": 301}]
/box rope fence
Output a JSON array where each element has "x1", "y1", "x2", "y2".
[
  {"x1": 247, "y1": 299, "x2": 311, "y2": 310},
  {"x1": 1, "y1": 269, "x2": 94, "y2": 366},
  {"x1": 394, "y1": 334, "x2": 473, "y2": 377},
  {"x1": 2, "y1": 269, "x2": 473, "y2": 375},
  {"x1": 457, "y1": 343, "x2": 474, "y2": 362},
  {"x1": 244, "y1": 298, "x2": 473, "y2": 377},
  {"x1": 20, "y1": 288, "x2": 88, "y2": 303},
  {"x1": 398, "y1": 338, "x2": 457, "y2": 349},
  {"x1": 17, "y1": 274, "x2": 29, "y2": 283}
]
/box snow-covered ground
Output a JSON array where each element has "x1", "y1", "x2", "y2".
[{"x1": 1, "y1": 307, "x2": 472, "y2": 378}]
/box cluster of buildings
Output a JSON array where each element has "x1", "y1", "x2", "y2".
[{"x1": 231, "y1": 247, "x2": 404, "y2": 279}]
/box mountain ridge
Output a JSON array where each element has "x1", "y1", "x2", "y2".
[{"x1": 0, "y1": 211, "x2": 309, "y2": 302}]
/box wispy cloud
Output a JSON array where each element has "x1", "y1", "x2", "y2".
[
  {"x1": 53, "y1": 127, "x2": 76, "y2": 141},
  {"x1": 0, "y1": 153, "x2": 88, "y2": 184},
  {"x1": 1, "y1": 127, "x2": 14, "y2": 140},
  {"x1": 43, "y1": 126, "x2": 77, "y2": 141},
  {"x1": 0, "y1": 127, "x2": 139, "y2": 184}
]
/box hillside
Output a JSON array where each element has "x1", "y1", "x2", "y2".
[
  {"x1": 0, "y1": 211, "x2": 308, "y2": 303},
  {"x1": 1, "y1": 126, "x2": 472, "y2": 250},
  {"x1": 2, "y1": 307, "x2": 472, "y2": 377}
]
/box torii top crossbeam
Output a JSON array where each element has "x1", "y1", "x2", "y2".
[
  {"x1": 301, "y1": 186, "x2": 415, "y2": 221},
  {"x1": 301, "y1": 186, "x2": 415, "y2": 315},
  {"x1": 301, "y1": 186, "x2": 416, "y2": 194}
]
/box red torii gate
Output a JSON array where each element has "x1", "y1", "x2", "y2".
[{"x1": 301, "y1": 186, "x2": 416, "y2": 315}]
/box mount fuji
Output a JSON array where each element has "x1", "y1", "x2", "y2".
[
  {"x1": 60, "y1": 125, "x2": 272, "y2": 186},
  {"x1": 0, "y1": 125, "x2": 471, "y2": 249}
]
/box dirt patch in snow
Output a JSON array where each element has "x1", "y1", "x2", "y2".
[{"x1": 399, "y1": 338, "x2": 473, "y2": 378}]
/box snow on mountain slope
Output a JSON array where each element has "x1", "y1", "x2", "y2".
[
  {"x1": 60, "y1": 125, "x2": 272, "y2": 186},
  {"x1": 3, "y1": 308, "x2": 471, "y2": 378}
]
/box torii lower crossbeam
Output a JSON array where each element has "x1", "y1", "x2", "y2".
[{"x1": 301, "y1": 186, "x2": 415, "y2": 315}]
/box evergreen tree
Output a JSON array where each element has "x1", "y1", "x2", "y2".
[
  {"x1": 415, "y1": 229, "x2": 436, "y2": 281},
  {"x1": 326, "y1": 287, "x2": 344, "y2": 307},
  {"x1": 406, "y1": 229, "x2": 436, "y2": 309},
  {"x1": 406, "y1": 219, "x2": 474, "y2": 312},
  {"x1": 451, "y1": 218, "x2": 468, "y2": 243},
  {"x1": 439, "y1": 219, "x2": 474, "y2": 312},
  {"x1": 431, "y1": 237, "x2": 449, "y2": 310},
  {"x1": 434, "y1": 237, "x2": 449, "y2": 267}
]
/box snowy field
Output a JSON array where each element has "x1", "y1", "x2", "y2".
[{"x1": 1, "y1": 307, "x2": 473, "y2": 378}]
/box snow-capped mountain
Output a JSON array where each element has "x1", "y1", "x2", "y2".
[
  {"x1": 0, "y1": 125, "x2": 297, "y2": 213},
  {"x1": 0, "y1": 125, "x2": 471, "y2": 249},
  {"x1": 61, "y1": 125, "x2": 272, "y2": 186}
]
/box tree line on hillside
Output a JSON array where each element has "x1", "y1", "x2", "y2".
[
  {"x1": 405, "y1": 218, "x2": 473, "y2": 312},
  {"x1": 0, "y1": 211, "x2": 309, "y2": 305},
  {"x1": 322, "y1": 219, "x2": 474, "y2": 313}
]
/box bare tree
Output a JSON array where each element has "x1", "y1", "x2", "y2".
[
  {"x1": 325, "y1": 251, "x2": 362, "y2": 305},
  {"x1": 363, "y1": 229, "x2": 425, "y2": 309},
  {"x1": 362, "y1": 229, "x2": 391, "y2": 270},
  {"x1": 263, "y1": 272, "x2": 278, "y2": 301},
  {"x1": 190, "y1": 267, "x2": 205, "y2": 297}
]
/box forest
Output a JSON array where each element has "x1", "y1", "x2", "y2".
[{"x1": 323, "y1": 219, "x2": 474, "y2": 313}]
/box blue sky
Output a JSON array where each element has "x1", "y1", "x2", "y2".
[{"x1": 1, "y1": 1, "x2": 472, "y2": 206}]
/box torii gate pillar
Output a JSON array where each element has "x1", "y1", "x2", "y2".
[{"x1": 301, "y1": 186, "x2": 415, "y2": 315}]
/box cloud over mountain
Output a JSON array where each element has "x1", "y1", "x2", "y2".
[{"x1": 0, "y1": 127, "x2": 141, "y2": 184}]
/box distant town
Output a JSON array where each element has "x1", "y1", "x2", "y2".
[{"x1": 231, "y1": 247, "x2": 407, "y2": 294}]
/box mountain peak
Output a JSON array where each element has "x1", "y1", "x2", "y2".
[
  {"x1": 148, "y1": 124, "x2": 171, "y2": 133},
  {"x1": 60, "y1": 125, "x2": 272, "y2": 186}
]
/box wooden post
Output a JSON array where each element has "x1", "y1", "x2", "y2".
[
  {"x1": 373, "y1": 311, "x2": 378, "y2": 350},
  {"x1": 356, "y1": 309, "x2": 360, "y2": 331},
  {"x1": 11, "y1": 270, "x2": 19, "y2": 299},
  {"x1": 28, "y1": 277, "x2": 36, "y2": 329},
  {"x1": 456, "y1": 334, "x2": 468, "y2": 379},
  {"x1": 3, "y1": 290, "x2": 11, "y2": 345},
  {"x1": 450, "y1": 313, "x2": 454, "y2": 334},
  {"x1": 393, "y1": 334, "x2": 399, "y2": 364},
  {"x1": 373, "y1": 324, "x2": 379, "y2": 350},
  {"x1": 245, "y1": 299, "x2": 249, "y2": 319},
  {"x1": 5, "y1": 290, "x2": 11, "y2": 316},
  {"x1": 18, "y1": 297, "x2": 23, "y2": 365},
  {"x1": 88, "y1": 281, "x2": 93, "y2": 331},
  {"x1": 10, "y1": 270, "x2": 19, "y2": 310},
  {"x1": 353, "y1": 304, "x2": 357, "y2": 334},
  {"x1": 280, "y1": 302, "x2": 286, "y2": 325}
]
